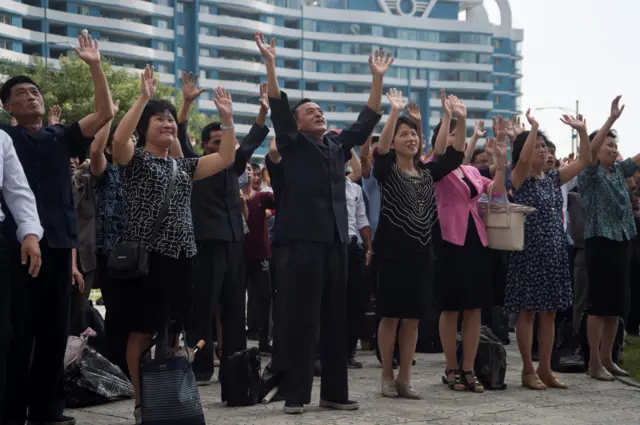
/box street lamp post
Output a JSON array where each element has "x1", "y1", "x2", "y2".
[
  {"x1": 300, "y1": 0, "x2": 318, "y2": 99},
  {"x1": 534, "y1": 100, "x2": 580, "y2": 155}
]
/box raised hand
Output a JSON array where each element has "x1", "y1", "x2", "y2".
[
  {"x1": 140, "y1": 65, "x2": 158, "y2": 101},
  {"x1": 213, "y1": 86, "x2": 233, "y2": 121},
  {"x1": 407, "y1": 101, "x2": 421, "y2": 123},
  {"x1": 255, "y1": 31, "x2": 276, "y2": 63},
  {"x1": 73, "y1": 32, "x2": 101, "y2": 65},
  {"x1": 180, "y1": 71, "x2": 207, "y2": 103},
  {"x1": 495, "y1": 133, "x2": 508, "y2": 159},
  {"x1": 440, "y1": 88, "x2": 451, "y2": 117},
  {"x1": 48, "y1": 105, "x2": 61, "y2": 125},
  {"x1": 484, "y1": 137, "x2": 496, "y2": 156},
  {"x1": 259, "y1": 82, "x2": 269, "y2": 114},
  {"x1": 111, "y1": 99, "x2": 120, "y2": 117},
  {"x1": 610, "y1": 95, "x2": 625, "y2": 120},
  {"x1": 368, "y1": 49, "x2": 394, "y2": 77},
  {"x1": 513, "y1": 116, "x2": 525, "y2": 135},
  {"x1": 525, "y1": 108, "x2": 539, "y2": 128},
  {"x1": 560, "y1": 113, "x2": 587, "y2": 132},
  {"x1": 474, "y1": 119, "x2": 486, "y2": 138},
  {"x1": 385, "y1": 88, "x2": 406, "y2": 113},
  {"x1": 448, "y1": 95, "x2": 467, "y2": 119}
]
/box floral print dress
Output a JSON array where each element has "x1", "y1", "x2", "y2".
[{"x1": 505, "y1": 170, "x2": 572, "y2": 313}]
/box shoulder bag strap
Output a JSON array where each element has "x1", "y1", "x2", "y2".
[{"x1": 149, "y1": 158, "x2": 178, "y2": 243}]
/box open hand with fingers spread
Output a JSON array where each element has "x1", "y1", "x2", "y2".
[
  {"x1": 473, "y1": 120, "x2": 486, "y2": 139},
  {"x1": 495, "y1": 132, "x2": 508, "y2": 160},
  {"x1": 610, "y1": 95, "x2": 625, "y2": 120},
  {"x1": 525, "y1": 108, "x2": 539, "y2": 128},
  {"x1": 48, "y1": 105, "x2": 61, "y2": 126},
  {"x1": 484, "y1": 137, "x2": 496, "y2": 156},
  {"x1": 386, "y1": 88, "x2": 406, "y2": 113},
  {"x1": 73, "y1": 32, "x2": 101, "y2": 65},
  {"x1": 369, "y1": 49, "x2": 394, "y2": 77},
  {"x1": 448, "y1": 95, "x2": 466, "y2": 120},
  {"x1": 255, "y1": 31, "x2": 276, "y2": 63},
  {"x1": 259, "y1": 82, "x2": 269, "y2": 114},
  {"x1": 140, "y1": 65, "x2": 158, "y2": 101},
  {"x1": 560, "y1": 114, "x2": 587, "y2": 132},
  {"x1": 180, "y1": 71, "x2": 207, "y2": 103},
  {"x1": 440, "y1": 88, "x2": 451, "y2": 117},
  {"x1": 213, "y1": 87, "x2": 233, "y2": 123},
  {"x1": 407, "y1": 101, "x2": 421, "y2": 123}
]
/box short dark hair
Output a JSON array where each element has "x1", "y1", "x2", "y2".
[
  {"x1": 250, "y1": 162, "x2": 260, "y2": 173},
  {"x1": 371, "y1": 135, "x2": 380, "y2": 144},
  {"x1": 546, "y1": 140, "x2": 556, "y2": 154},
  {"x1": 135, "y1": 99, "x2": 177, "y2": 146},
  {"x1": 589, "y1": 129, "x2": 617, "y2": 143},
  {"x1": 291, "y1": 98, "x2": 313, "y2": 118},
  {"x1": 511, "y1": 129, "x2": 550, "y2": 167},
  {"x1": 0, "y1": 76, "x2": 41, "y2": 104},
  {"x1": 201, "y1": 122, "x2": 222, "y2": 144},
  {"x1": 430, "y1": 118, "x2": 458, "y2": 147},
  {"x1": 471, "y1": 147, "x2": 485, "y2": 163}
]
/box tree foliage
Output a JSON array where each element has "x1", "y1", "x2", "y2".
[{"x1": 0, "y1": 54, "x2": 214, "y2": 147}]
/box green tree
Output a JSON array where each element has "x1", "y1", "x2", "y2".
[{"x1": 0, "y1": 54, "x2": 216, "y2": 147}]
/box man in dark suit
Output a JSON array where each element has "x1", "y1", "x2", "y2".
[
  {"x1": 0, "y1": 33, "x2": 114, "y2": 425},
  {"x1": 256, "y1": 32, "x2": 391, "y2": 414}
]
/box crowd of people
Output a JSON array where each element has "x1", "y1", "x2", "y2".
[{"x1": 0, "y1": 30, "x2": 639, "y2": 425}]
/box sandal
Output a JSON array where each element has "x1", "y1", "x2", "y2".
[
  {"x1": 522, "y1": 372, "x2": 547, "y2": 390},
  {"x1": 441, "y1": 368, "x2": 463, "y2": 390},
  {"x1": 538, "y1": 371, "x2": 568, "y2": 389},
  {"x1": 458, "y1": 370, "x2": 484, "y2": 393}
]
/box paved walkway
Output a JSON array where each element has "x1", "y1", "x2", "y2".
[{"x1": 70, "y1": 338, "x2": 640, "y2": 425}]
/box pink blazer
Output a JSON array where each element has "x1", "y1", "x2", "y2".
[{"x1": 430, "y1": 164, "x2": 492, "y2": 247}]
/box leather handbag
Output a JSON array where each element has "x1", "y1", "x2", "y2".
[
  {"x1": 482, "y1": 189, "x2": 526, "y2": 251},
  {"x1": 108, "y1": 159, "x2": 177, "y2": 279}
]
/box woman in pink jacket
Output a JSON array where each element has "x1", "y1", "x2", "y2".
[{"x1": 430, "y1": 94, "x2": 508, "y2": 393}]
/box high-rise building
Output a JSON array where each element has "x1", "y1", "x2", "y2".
[{"x1": 0, "y1": 0, "x2": 523, "y2": 156}]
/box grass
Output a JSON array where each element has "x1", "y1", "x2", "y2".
[{"x1": 623, "y1": 335, "x2": 640, "y2": 382}]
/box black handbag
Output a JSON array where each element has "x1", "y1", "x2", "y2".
[
  {"x1": 220, "y1": 347, "x2": 261, "y2": 407},
  {"x1": 139, "y1": 324, "x2": 205, "y2": 425},
  {"x1": 108, "y1": 159, "x2": 177, "y2": 279}
]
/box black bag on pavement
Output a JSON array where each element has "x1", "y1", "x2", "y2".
[
  {"x1": 221, "y1": 347, "x2": 261, "y2": 407},
  {"x1": 139, "y1": 325, "x2": 205, "y2": 425},
  {"x1": 580, "y1": 312, "x2": 625, "y2": 366},
  {"x1": 108, "y1": 159, "x2": 177, "y2": 279},
  {"x1": 64, "y1": 346, "x2": 133, "y2": 408},
  {"x1": 456, "y1": 326, "x2": 507, "y2": 390},
  {"x1": 551, "y1": 317, "x2": 586, "y2": 373}
]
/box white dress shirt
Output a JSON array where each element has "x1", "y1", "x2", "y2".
[
  {"x1": 562, "y1": 175, "x2": 578, "y2": 244},
  {"x1": 345, "y1": 177, "x2": 369, "y2": 238},
  {"x1": 0, "y1": 129, "x2": 43, "y2": 242}
]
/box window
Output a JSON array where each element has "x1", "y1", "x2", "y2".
[
  {"x1": 266, "y1": 16, "x2": 275, "y2": 25},
  {"x1": 156, "y1": 0, "x2": 169, "y2": 5},
  {"x1": 493, "y1": 39, "x2": 503, "y2": 49},
  {"x1": 494, "y1": 95, "x2": 503, "y2": 104},
  {"x1": 494, "y1": 76, "x2": 503, "y2": 85},
  {"x1": 176, "y1": 2, "x2": 183, "y2": 12},
  {"x1": 200, "y1": 91, "x2": 210, "y2": 100},
  {"x1": 157, "y1": 41, "x2": 169, "y2": 51},
  {"x1": 326, "y1": 104, "x2": 337, "y2": 112},
  {"x1": 177, "y1": 46, "x2": 185, "y2": 56},
  {"x1": 0, "y1": 14, "x2": 10, "y2": 25},
  {"x1": 199, "y1": 70, "x2": 207, "y2": 79},
  {"x1": 200, "y1": 48, "x2": 210, "y2": 57},
  {"x1": 156, "y1": 64, "x2": 169, "y2": 73},
  {"x1": 199, "y1": 4, "x2": 209, "y2": 13},
  {"x1": 78, "y1": 6, "x2": 91, "y2": 15},
  {"x1": 199, "y1": 27, "x2": 209, "y2": 35},
  {"x1": 157, "y1": 19, "x2": 169, "y2": 29},
  {"x1": 178, "y1": 24, "x2": 185, "y2": 35}
]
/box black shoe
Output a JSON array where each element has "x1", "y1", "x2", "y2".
[
  {"x1": 259, "y1": 344, "x2": 273, "y2": 356},
  {"x1": 319, "y1": 399, "x2": 359, "y2": 411},
  {"x1": 246, "y1": 330, "x2": 259, "y2": 341},
  {"x1": 284, "y1": 403, "x2": 304, "y2": 414},
  {"x1": 27, "y1": 415, "x2": 76, "y2": 425},
  {"x1": 347, "y1": 357, "x2": 363, "y2": 369}
]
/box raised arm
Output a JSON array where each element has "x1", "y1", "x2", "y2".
[
  {"x1": 193, "y1": 87, "x2": 236, "y2": 181},
  {"x1": 233, "y1": 83, "x2": 271, "y2": 174},
  {"x1": 407, "y1": 102, "x2": 423, "y2": 149},
  {"x1": 449, "y1": 95, "x2": 467, "y2": 153},
  {"x1": 360, "y1": 136, "x2": 373, "y2": 179},
  {"x1": 510, "y1": 109, "x2": 539, "y2": 190},
  {"x1": 90, "y1": 100, "x2": 119, "y2": 177},
  {"x1": 367, "y1": 49, "x2": 394, "y2": 113},
  {"x1": 267, "y1": 136, "x2": 281, "y2": 164},
  {"x1": 589, "y1": 96, "x2": 624, "y2": 167},
  {"x1": 348, "y1": 148, "x2": 362, "y2": 182},
  {"x1": 432, "y1": 88, "x2": 451, "y2": 157},
  {"x1": 490, "y1": 117, "x2": 507, "y2": 195},
  {"x1": 464, "y1": 120, "x2": 486, "y2": 165},
  {"x1": 178, "y1": 71, "x2": 207, "y2": 125},
  {"x1": 75, "y1": 33, "x2": 115, "y2": 138},
  {"x1": 48, "y1": 105, "x2": 62, "y2": 126},
  {"x1": 256, "y1": 32, "x2": 280, "y2": 100},
  {"x1": 112, "y1": 65, "x2": 157, "y2": 166},
  {"x1": 377, "y1": 89, "x2": 406, "y2": 155},
  {"x1": 559, "y1": 114, "x2": 591, "y2": 184}
]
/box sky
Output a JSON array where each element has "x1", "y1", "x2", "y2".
[{"x1": 483, "y1": 0, "x2": 639, "y2": 158}]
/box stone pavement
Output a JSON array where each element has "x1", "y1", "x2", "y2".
[{"x1": 70, "y1": 338, "x2": 640, "y2": 425}]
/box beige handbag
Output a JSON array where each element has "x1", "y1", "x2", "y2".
[{"x1": 482, "y1": 189, "x2": 527, "y2": 251}]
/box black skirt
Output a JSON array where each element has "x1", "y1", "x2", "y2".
[
  {"x1": 585, "y1": 236, "x2": 632, "y2": 317},
  {"x1": 433, "y1": 216, "x2": 493, "y2": 311},
  {"x1": 376, "y1": 255, "x2": 434, "y2": 319}
]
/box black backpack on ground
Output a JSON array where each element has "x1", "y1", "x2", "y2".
[
  {"x1": 551, "y1": 317, "x2": 586, "y2": 373},
  {"x1": 456, "y1": 326, "x2": 507, "y2": 390},
  {"x1": 221, "y1": 347, "x2": 261, "y2": 407}
]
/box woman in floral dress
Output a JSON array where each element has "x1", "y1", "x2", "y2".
[{"x1": 506, "y1": 109, "x2": 591, "y2": 390}]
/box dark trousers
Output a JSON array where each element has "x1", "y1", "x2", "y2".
[
  {"x1": 281, "y1": 241, "x2": 348, "y2": 405},
  {"x1": 627, "y1": 244, "x2": 640, "y2": 334},
  {"x1": 245, "y1": 258, "x2": 272, "y2": 347},
  {"x1": 270, "y1": 244, "x2": 289, "y2": 374},
  {"x1": 188, "y1": 240, "x2": 247, "y2": 382},
  {"x1": 0, "y1": 228, "x2": 10, "y2": 420},
  {"x1": 3, "y1": 242, "x2": 72, "y2": 423},
  {"x1": 346, "y1": 237, "x2": 366, "y2": 358},
  {"x1": 95, "y1": 254, "x2": 129, "y2": 378}
]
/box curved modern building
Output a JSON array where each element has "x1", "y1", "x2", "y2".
[{"x1": 0, "y1": 0, "x2": 523, "y2": 156}]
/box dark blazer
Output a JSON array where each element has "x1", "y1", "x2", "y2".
[
  {"x1": 184, "y1": 122, "x2": 270, "y2": 242},
  {"x1": 1, "y1": 122, "x2": 92, "y2": 249},
  {"x1": 269, "y1": 91, "x2": 381, "y2": 244}
]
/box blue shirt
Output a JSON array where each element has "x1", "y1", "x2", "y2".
[
  {"x1": 362, "y1": 175, "x2": 380, "y2": 237},
  {"x1": 578, "y1": 158, "x2": 638, "y2": 241}
]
